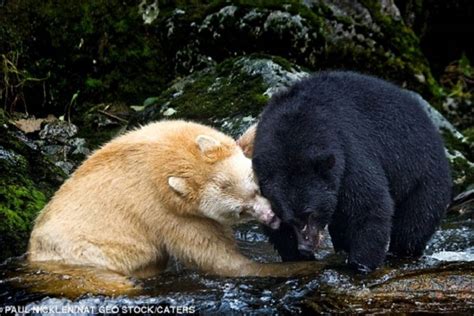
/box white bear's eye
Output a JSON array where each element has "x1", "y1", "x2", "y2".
[
  {"x1": 252, "y1": 188, "x2": 260, "y2": 197},
  {"x1": 219, "y1": 181, "x2": 232, "y2": 190}
]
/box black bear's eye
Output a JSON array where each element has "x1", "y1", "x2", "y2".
[{"x1": 302, "y1": 207, "x2": 314, "y2": 215}]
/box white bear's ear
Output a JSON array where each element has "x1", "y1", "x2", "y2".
[
  {"x1": 237, "y1": 123, "x2": 257, "y2": 158},
  {"x1": 168, "y1": 177, "x2": 189, "y2": 196},
  {"x1": 196, "y1": 135, "x2": 220, "y2": 153}
]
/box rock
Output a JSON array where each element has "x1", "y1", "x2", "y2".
[
  {"x1": 159, "y1": 1, "x2": 435, "y2": 97},
  {"x1": 69, "y1": 138, "x2": 89, "y2": 156},
  {"x1": 408, "y1": 91, "x2": 473, "y2": 192},
  {"x1": 32, "y1": 121, "x2": 90, "y2": 175},
  {"x1": 448, "y1": 189, "x2": 474, "y2": 216},
  {"x1": 53, "y1": 161, "x2": 75, "y2": 176},
  {"x1": 0, "y1": 110, "x2": 66, "y2": 261},
  {"x1": 133, "y1": 55, "x2": 307, "y2": 137},
  {"x1": 235, "y1": 58, "x2": 309, "y2": 98},
  {"x1": 39, "y1": 121, "x2": 78, "y2": 143}
]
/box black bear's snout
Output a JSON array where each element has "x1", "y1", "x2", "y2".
[{"x1": 292, "y1": 219, "x2": 322, "y2": 256}]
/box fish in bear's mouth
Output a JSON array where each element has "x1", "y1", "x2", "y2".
[{"x1": 293, "y1": 217, "x2": 325, "y2": 254}]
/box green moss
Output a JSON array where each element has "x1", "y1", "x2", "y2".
[
  {"x1": 441, "y1": 128, "x2": 473, "y2": 192},
  {"x1": 0, "y1": 109, "x2": 65, "y2": 260},
  {"x1": 269, "y1": 55, "x2": 294, "y2": 72},
  {"x1": 0, "y1": 108, "x2": 8, "y2": 125},
  {"x1": 436, "y1": 54, "x2": 474, "y2": 128},
  {"x1": 171, "y1": 71, "x2": 267, "y2": 119},
  {"x1": 441, "y1": 130, "x2": 473, "y2": 162},
  {"x1": 157, "y1": 1, "x2": 327, "y2": 75},
  {"x1": 0, "y1": 162, "x2": 49, "y2": 260},
  {"x1": 85, "y1": 78, "x2": 104, "y2": 90},
  {"x1": 139, "y1": 57, "x2": 270, "y2": 122},
  {"x1": 0, "y1": 183, "x2": 47, "y2": 259},
  {"x1": 449, "y1": 156, "x2": 474, "y2": 193},
  {"x1": 463, "y1": 127, "x2": 474, "y2": 143},
  {"x1": 0, "y1": 185, "x2": 46, "y2": 230}
]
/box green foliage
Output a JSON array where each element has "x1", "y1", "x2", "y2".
[
  {"x1": 463, "y1": 127, "x2": 474, "y2": 143},
  {"x1": 458, "y1": 54, "x2": 473, "y2": 77},
  {"x1": 449, "y1": 155, "x2": 474, "y2": 193},
  {"x1": 436, "y1": 54, "x2": 474, "y2": 128},
  {"x1": 1, "y1": 0, "x2": 170, "y2": 114},
  {"x1": 1, "y1": 52, "x2": 49, "y2": 113},
  {"x1": 441, "y1": 129, "x2": 474, "y2": 192},
  {"x1": 85, "y1": 78, "x2": 104, "y2": 90},
  {"x1": 442, "y1": 54, "x2": 473, "y2": 99}
]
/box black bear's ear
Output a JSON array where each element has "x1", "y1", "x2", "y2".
[{"x1": 314, "y1": 153, "x2": 336, "y2": 171}]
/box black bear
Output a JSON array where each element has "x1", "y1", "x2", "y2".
[{"x1": 251, "y1": 71, "x2": 452, "y2": 272}]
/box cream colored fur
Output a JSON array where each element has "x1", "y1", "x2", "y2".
[
  {"x1": 28, "y1": 120, "x2": 320, "y2": 279},
  {"x1": 237, "y1": 123, "x2": 257, "y2": 158}
]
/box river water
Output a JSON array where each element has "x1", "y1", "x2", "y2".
[{"x1": 0, "y1": 211, "x2": 472, "y2": 314}]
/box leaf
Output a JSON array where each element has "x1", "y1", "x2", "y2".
[
  {"x1": 130, "y1": 105, "x2": 146, "y2": 112},
  {"x1": 14, "y1": 118, "x2": 44, "y2": 133},
  {"x1": 13, "y1": 115, "x2": 56, "y2": 133},
  {"x1": 143, "y1": 97, "x2": 159, "y2": 107}
]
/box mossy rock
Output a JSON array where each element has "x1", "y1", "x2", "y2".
[
  {"x1": 0, "y1": 110, "x2": 66, "y2": 261},
  {"x1": 438, "y1": 54, "x2": 474, "y2": 129},
  {"x1": 1, "y1": 0, "x2": 439, "y2": 116},
  {"x1": 156, "y1": 1, "x2": 437, "y2": 101},
  {"x1": 133, "y1": 55, "x2": 308, "y2": 137}
]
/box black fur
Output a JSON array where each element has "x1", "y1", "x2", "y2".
[{"x1": 253, "y1": 71, "x2": 452, "y2": 272}]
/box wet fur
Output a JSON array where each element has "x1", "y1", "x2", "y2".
[
  {"x1": 250, "y1": 71, "x2": 452, "y2": 272},
  {"x1": 29, "y1": 120, "x2": 320, "y2": 281}
]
